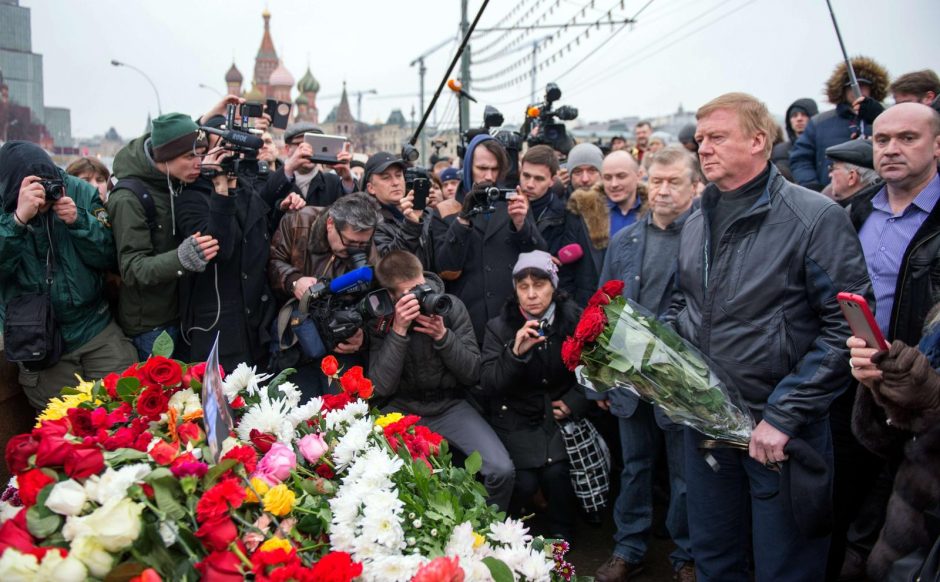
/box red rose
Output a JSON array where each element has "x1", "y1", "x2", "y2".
[
  {"x1": 601, "y1": 279, "x2": 625, "y2": 297},
  {"x1": 129, "y1": 568, "x2": 162, "y2": 582},
  {"x1": 148, "y1": 440, "x2": 179, "y2": 466},
  {"x1": 309, "y1": 551, "x2": 363, "y2": 582},
  {"x1": 64, "y1": 445, "x2": 105, "y2": 479},
  {"x1": 574, "y1": 305, "x2": 607, "y2": 343},
  {"x1": 587, "y1": 289, "x2": 611, "y2": 307},
  {"x1": 136, "y1": 386, "x2": 169, "y2": 418},
  {"x1": 320, "y1": 355, "x2": 340, "y2": 377},
  {"x1": 320, "y1": 392, "x2": 352, "y2": 412},
  {"x1": 0, "y1": 509, "x2": 34, "y2": 555},
  {"x1": 17, "y1": 468, "x2": 55, "y2": 506},
  {"x1": 102, "y1": 373, "x2": 120, "y2": 399},
  {"x1": 230, "y1": 396, "x2": 245, "y2": 409},
  {"x1": 195, "y1": 549, "x2": 245, "y2": 582},
  {"x1": 249, "y1": 430, "x2": 277, "y2": 454},
  {"x1": 5, "y1": 434, "x2": 38, "y2": 475},
  {"x1": 142, "y1": 356, "x2": 183, "y2": 387},
  {"x1": 176, "y1": 422, "x2": 202, "y2": 446},
  {"x1": 34, "y1": 434, "x2": 72, "y2": 468},
  {"x1": 101, "y1": 427, "x2": 137, "y2": 451},
  {"x1": 195, "y1": 514, "x2": 238, "y2": 552},
  {"x1": 66, "y1": 408, "x2": 95, "y2": 437},
  {"x1": 315, "y1": 463, "x2": 335, "y2": 479},
  {"x1": 561, "y1": 337, "x2": 584, "y2": 371},
  {"x1": 339, "y1": 366, "x2": 373, "y2": 399}
]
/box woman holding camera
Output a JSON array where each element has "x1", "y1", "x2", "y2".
[{"x1": 479, "y1": 250, "x2": 588, "y2": 541}]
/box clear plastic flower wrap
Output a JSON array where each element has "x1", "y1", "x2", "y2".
[{"x1": 565, "y1": 283, "x2": 754, "y2": 446}]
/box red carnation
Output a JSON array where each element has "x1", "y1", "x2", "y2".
[
  {"x1": 320, "y1": 355, "x2": 339, "y2": 377},
  {"x1": 195, "y1": 548, "x2": 246, "y2": 582},
  {"x1": 561, "y1": 337, "x2": 584, "y2": 371},
  {"x1": 17, "y1": 468, "x2": 55, "y2": 506},
  {"x1": 102, "y1": 373, "x2": 120, "y2": 399},
  {"x1": 574, "y1": 305, "x2": 607, "y2": 343},
  {"x1": 601, "y1": 279, "x2": 625, "y2": 297},
  {"x1": 222, "y1": 445, "x2": 258, "y2": 474},
  {"x1": 142, "y1": 356, "x2": 183, "y2": 388},
  {"x1": 413, "y1": 556, "x2": 465, "y2": 582},
  {"x1": 309, "y1": 551, "x2": 362, "y2": 582},
  {"x1": 136, "y1": 386, "x2": 169, "y2": 418},
  {"x1": 249, "y1": 430, "x2": 277, "y2": 454},
  {"x1": 5, "y1": 434, "x2": 39, "y2": 475},
  {"x1": 196, "y1": 477, "x2": 246, "y2": 523},
  {"x1": 195, "y1": 514, "x2": 238, "y2": 552},
  {"x1": 64, "y1": 445, "x2": 105, "y2": 479},
  {"x1": 320, "y1": 392, "x2": 352, "y2": 412}
]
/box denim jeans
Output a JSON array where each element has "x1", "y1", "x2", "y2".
[
  {"x1": 612, "y1": 401, "x2": 692, "y2": 569},
  {"x1": 684, "y1": 419, "x2": 832, "y2": 582},
  {"x1": 131, "y1": 326, "x2": 179, "y2": 361}
]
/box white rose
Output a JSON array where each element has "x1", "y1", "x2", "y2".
[
  {"x1": 81, "y1": 497, "x2": 144, "y2": 552},
  {"x1": 0, "y1": 500, "x2": 21, "y2": 523},
  {"x1": 69, "y1": 536, "x2": 114, "y2": 578},
  {"x1": 0, "y1": 548, "x2": 39, "y2": 581},
  {"x1": 45, "y1": 479, "x2": 87, "y2": 516},
  {"x1": 36, "y1": 551, "x2": 88, "y2": 582},
  {"x1": 83, "y1": 464, "x2": 150, "y2": 506}
]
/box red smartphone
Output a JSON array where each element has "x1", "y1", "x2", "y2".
[{"x1": 837, "y1": 292, "x2": 889, "y2": 350}]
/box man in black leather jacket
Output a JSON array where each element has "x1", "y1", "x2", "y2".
[{"x1": 665, "y1": 93, "x2": 873, "y2": 582}]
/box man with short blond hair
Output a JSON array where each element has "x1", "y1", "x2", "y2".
[{"x1": 667, "y1": 92, "x2": 872, "y2": 581}]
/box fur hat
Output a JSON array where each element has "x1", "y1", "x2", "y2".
[{"x1": 825, "y1": 56, "x2": 890, "y2": 104}]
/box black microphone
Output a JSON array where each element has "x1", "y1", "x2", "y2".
[{"x1": 200, "y1": 126, "x2": 264, "y2": 150}]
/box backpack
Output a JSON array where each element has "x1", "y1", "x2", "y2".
[{"x1": 113, "y1": 178, "x2": 158, "y2": 235}]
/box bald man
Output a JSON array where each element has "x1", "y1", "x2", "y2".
[{"x1": 602, "y1": 150, "x2": 644, "y2": 236}]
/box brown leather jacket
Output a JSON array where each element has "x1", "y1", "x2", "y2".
[{"x1": 267, "y1": 206, "x2": 378, "y2": 299}]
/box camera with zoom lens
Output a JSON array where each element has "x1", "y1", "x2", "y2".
[
  {"x1": 409, "y1": 284, "x2": 452, "y2": 316},
  {"x1": 310, "y1": 288, "x2": 395, "y2": 350},
  {"x1": 466, "y1": 185, "x2": 518, "y2": 216},
  {"x1": 40, "y1": 178, "x2": 65, "y2": 202},
  {"x1": 199, "y1": 102, "x2": 269, "y2": 179},
  {"x1": 524, "y1": 83, "x2": 579, "y2": 156}
]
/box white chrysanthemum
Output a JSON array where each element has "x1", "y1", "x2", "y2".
[
  {"x1": 235, "y1": 394, "x2": 295, "y2": 443},
  {"x1": 328, "y1": 522, "x2": 358, "y2": 553},
  {"x1": 360, "y1": 504, "x2": 405, "y2": 550},
  {"x1": 346, "y1": 448, "x2": 402, "y2": 490},
  {"x1": 360, "y1": 554, "x2": 426, "y2": 582},
  {"x1": 515, "y1": 547, "x2": 555, "y2": 581},
  {"x1": 287, "y1": 396, "x2": 323, "y2": 426},
  {"x1": 276, "y1": 381, "x2": 302, "y2": 406},
  {"x1": 167, "y1": 388, "x2": 202, "y2": 418},
  {"x1": 83, "y1": 463, "x2": 151, "y2": 506},
  {"x1": 329, "y1": 493, "x2": 363, "y2": 526},
  {"x1": 325, "y1": 399, "x2": 369, "y2": 430},
  {"x1": 332, "y1": 417, "x2": 375, "y2": 468},
  {"x1": 462, "y1": 557, "x2": 496, "y2": 582},
  {"x1": 158, "y1": 521, "x2": 179, "y2": 546},
  {"x1": 222, "y1": 363, "x2": 272, "y2": 400},
  {"x1": 446, "y1": 522, "x2": 478, "y2": 558},
  {"x1": 363, "y1": 489, "x2": 403, "y2": 517},
  {"x1": 488, "y1": 518, "x2": 532, "y2": 548}
]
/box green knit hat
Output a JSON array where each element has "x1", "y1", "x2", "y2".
[{"x1": 151, "y1": 113, "x2": 203, "y2": 162}]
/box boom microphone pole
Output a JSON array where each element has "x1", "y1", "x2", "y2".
[{"x1": 824, "y1": 0, "x2": 862, "y2": 101}]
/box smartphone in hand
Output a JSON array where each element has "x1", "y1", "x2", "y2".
[{"x1": 837, "y1": 292, "x2": 889, "y2": 350}]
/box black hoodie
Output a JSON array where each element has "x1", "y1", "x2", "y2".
[
  {"x1": 0, "y1": 141, "x2": 60, "y2": 213},
  {"x1": 772, "y1": 98, "x2": 819, "y2": 182}
]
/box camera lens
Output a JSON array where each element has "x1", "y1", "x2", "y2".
[{"x1": 422, "y1": 293, "x2": 452, "y2": 316}]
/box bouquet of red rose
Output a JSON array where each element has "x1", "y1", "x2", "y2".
[{"x1": 563, "y1": 280, "x2": 753, "y2": 446}]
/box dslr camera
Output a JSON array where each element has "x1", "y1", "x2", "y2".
[
  {"x1": 408, "y1": 284, "x2": 452, "y2": 316},
  {"x1": 523, "y1": 83, "x2": 579, "y2": 155},
  {"x1": 40, "y1": 178, "x2": 65, "y2": 202}
]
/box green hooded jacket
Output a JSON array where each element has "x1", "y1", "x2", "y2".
[
  {"x1": 108, "y1": 135, "x2": 188, "y2": 336},
  {"x1": 0, "y1": 142, "x2": 116, "y2": 352}
]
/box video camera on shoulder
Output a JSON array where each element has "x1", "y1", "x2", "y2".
[
  {"x1": 523, "y1": 83, "x2": 578, "y2": 156},
  {"x1": 199, "y1": 102, "x2": 269, "y2": 179}
]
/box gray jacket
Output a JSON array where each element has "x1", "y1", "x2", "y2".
[
  {"x1": 368, "y1": 273, "x2": 481, "y2": 417},
  {"x1": 593, "y1": 212, "x2": 692, "y2": 430},
  {"x1": 665, "y1": 164, "x2": 873, "y2": 436}
]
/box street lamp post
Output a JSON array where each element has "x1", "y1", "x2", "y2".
[
  {"x1": 198, "y1": 84, "x2": 224, "y2": 97},
  {"x1": 111, "y1": 59, "x2": 163, "y2": 115}
]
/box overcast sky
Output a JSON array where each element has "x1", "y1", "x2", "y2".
[{"x1": 25, "y1": 0, "x2": 940, "y2": 140}]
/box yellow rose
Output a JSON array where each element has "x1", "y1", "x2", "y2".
[
  {"x1": 262, "y1": 484, "x2": 296, "y2": 516},
  {"x1": 375, "y1": 412, "x2": 404, "y2": 428},
  {"x1": 245, "y1": 477, "x2": 270, "y2": 503},
  {"x1": 259, "y1": 537, "x2": 293, "y2": 554}
]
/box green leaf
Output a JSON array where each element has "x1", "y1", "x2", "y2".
[
  {"x1": 150, "y1": 477, "x2": 187, "y2": 521},
  {"x1": 464, "y1": 451, "x2": 482, "y2": 476},
  {"x1": 26, "y1": 504, "x2": 62, "y2": 538},
  {"x1": 203, "y1": 459, "x2": 237, "y2": 487},
  {"x1": 266, "y1": 367, "x2": 297, "y2": 390},
  {"x1": 103, "y1": 561, "x2": 148, "y2": 582},
  {"x1": 105, "y1": 448, "x2": 150, "y2": 465},
  {"x1": 151, "y1": 331, "x2": 174, "y2": 358},
  {"x1": 117, "y1": 376, "x2": 141, "y2": 403},
  {"x1": 482, "y1": 557, "x2": 515, "y2": 582}
]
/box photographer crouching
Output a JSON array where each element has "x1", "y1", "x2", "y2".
[
  {"x1": 370, "y1": 250, "x2": 514, "y2": 511},
  {"x1": 0, "y1": 142, "x2": 137, "y2": 410},
  {"x1": 268, "y1": 192, "x2": 382, "y2": 397}
]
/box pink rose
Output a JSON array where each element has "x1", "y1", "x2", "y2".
[
  {"x1": 297, "y1": 433, "x2": 329, "y2": 465},
  {"x1": 253, "y1": 442, "x2": 296, "y2": 485}
]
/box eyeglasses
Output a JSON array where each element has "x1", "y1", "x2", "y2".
[{"x1": 337, "y1": 228, "x2": 371, "y2": 250}]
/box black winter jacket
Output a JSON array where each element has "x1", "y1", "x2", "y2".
[
  {"x1": 368, "y1": 274, "x2": 480, "y2": 417},
  {"x1": 436, "y1": 204, "x2": 547, "y2": 343},
  {"x1": 175, "y1": 177, "x2": 276, "y2": 370},
  {"x1": 478, "y1": 296, "x2": 589, "y2": 469},
  {"x1": 665, "y1": 164, "x2": 873, "y2": 436},
  {"x1": 260, "y1": 167, "x2": 349, "y2": 230},
  {"x1": 847, "y1": 180, "x2": 940, "y2": 346}
]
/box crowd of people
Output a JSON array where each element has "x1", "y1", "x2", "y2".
[{"x1": 1, "y1": 55, "x2": 939, "y2": 581}]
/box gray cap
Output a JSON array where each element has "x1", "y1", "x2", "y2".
[
  {"x1": 513, "y1": 250, "x2": 559, "y2": 288},
  {"x1": 825, "y1": 139, "x2": 874, "y2": 170},
  {"x1": 284, "y1": 122, "x2": 323, "y2": 144},
  {"x1": 566, "y1": 143, "x2": 604, "y2": 172}
]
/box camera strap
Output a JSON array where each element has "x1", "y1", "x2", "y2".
[{"x1": 43, "y1": 213, "x2": 56, "y2": 288}]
